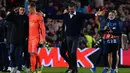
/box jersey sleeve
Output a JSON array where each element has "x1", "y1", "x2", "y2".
[{"x1": 38, "y1": 15, "x2": 46, "y2": 42}]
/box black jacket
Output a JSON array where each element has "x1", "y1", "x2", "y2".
[
  {"x1": 0, "y1": 19, "x2": 6, "y2": 42},
  {"x1": 5, "y1": 12, "x2": 29, "y2": 45},
  {"x1": 47, "y1": 12, "x2": 95, "y2": 37}
]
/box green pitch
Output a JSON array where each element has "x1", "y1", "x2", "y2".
[{"x1": 0, "y1": 67, "x2": 129, "y2": 73}]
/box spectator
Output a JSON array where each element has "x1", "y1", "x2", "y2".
[
  {"x1": 44, "y1": 1, "x2": 56, "y2": 16},
  {"x1": 84, "y1": 22, "x2": 95, "y2": 48},
  {"x1": 0, "y1": 9, "x2": 9, "y2": 72},
  {"x1": 0, "y1": 0, "x2": 6, "y2": 7}
]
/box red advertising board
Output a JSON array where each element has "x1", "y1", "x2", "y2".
[
  {"x1": 38, "y1": 48, "x2": 99, "y2": 68},
  {"x1": 38, "y1": 47, "x2": 130, "y2": 67},
  {"x1": 121, "y1": 49, "x2": 130, "y2": 66}
]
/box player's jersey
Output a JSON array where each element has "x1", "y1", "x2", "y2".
[{"x1": 28, "y1": 13, "x2": 46, "y2": 42}]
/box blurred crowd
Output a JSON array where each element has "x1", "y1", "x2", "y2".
[{"x1": 0, "y1": 0, "x2": 130, "y2": 48}]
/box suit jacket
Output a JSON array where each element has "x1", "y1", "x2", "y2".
[{"x1": 47, "y1": 12, "x2": 95, "y2": 37}]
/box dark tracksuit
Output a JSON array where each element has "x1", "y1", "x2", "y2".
[
  {"x1": 100, "y1": 19, "x2": 122, "y2": 69},
  {"x1": 0, "y1": 19, "x2": 9, "y2": 71},
  {"x1": 5, "y1": 12, "x2": 29, "y2": 70},
  {"x1": 47, "y1": 12, "x2": 96, "y2": 72}
]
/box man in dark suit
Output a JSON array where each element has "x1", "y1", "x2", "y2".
[{"x1": 47, "y1": 2, "x2": 102, "y2": 73}]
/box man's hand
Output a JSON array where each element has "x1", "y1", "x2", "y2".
[
  {"x1": 14, "y1": 7, "x2": 19, "y2": 13},
  {"x1": 96, "y1": 9, "x2": 103, "y2": 16},
  {"x1": 108, "y1": 29, "x2": 113, "y2": 33},
  {"x1": 63, "y1": 9, "x2": 68, "y2": 14},
  {"x1": 40, "y1": 39, "x2": 46, "y2": 45}
]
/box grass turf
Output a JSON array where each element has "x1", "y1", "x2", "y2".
[{"x1": 0, "y1": 67, "x2": 129, "y2": 73}]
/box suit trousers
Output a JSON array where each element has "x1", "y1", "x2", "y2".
[{"x1": 66, "y1": 36, "x2": 79, "y2": 71}]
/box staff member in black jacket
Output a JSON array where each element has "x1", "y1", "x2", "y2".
[
  {"x1": 48, "y1": 2, "x2": 102, "y2": 73},
  {"x1": 5, "y1": 7, "x2": 29, "y2": 73},
  {"x1": 0, "y1": 9, "x2": 9, "y2": 72}
]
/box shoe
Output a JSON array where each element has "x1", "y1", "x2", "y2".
[
  {"x1": 65, "y1": 69, "x2": 72, "y2": 73},
  {"x1": 39, "y1": 66, "x2": 43, "y2": 71},
  {"x1": 36, "y1": 66, "x2": 43, "y2": 73},
  {"x1": 0, "y1": 67, "x2": 3, "y2": 71},
  {"x1": 7, "y1": 67, "x2": 12, "y2": 72},
  {"x1": 37, "y1": 71, "x2": 42, "y2": 73},
  {"x1": 2, "y1": 66, "x2": 9, "y2": 72},
  {"x1": 26, "y1": 68, "x2": 30, "y2": 73},
  {"x1": 102, "y1": 68, "x2": 108, "y2": 73},
  {"x1": 110, "y1": 69, "x2": 115, "y2": 73},
  {"x1": 16, "y1": 70, "x2": 21, "y2": 73},
  {"x1": 10, "y1": 67, "x2": 17, "y2": 73},
  {"x1": 32, "y1": 71, "x2": 36, "y2": 73},
  {"x1": 90, "y1": 67, "x2": 96, "y2": 73},
  {"x1": 2, "y1": 69, "x2": 10, "y2": 72},
  {"x1": 115, "y1": 68, "x2": 119, "y2": 73},
  {"x1": 72, "y1": 69, "x2": 78, "y2": 73}
]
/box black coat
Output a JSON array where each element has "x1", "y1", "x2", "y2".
[
  {"x1": 5, "y1": 12, "x2": 29, "y2": 45},
  {"x1": 0, "y1": 19, "x2": 6, "y2": 42},
  {"x1": 48, "y1": 12, "x2": 95, "y2": 37}
]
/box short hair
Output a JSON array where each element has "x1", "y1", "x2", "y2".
[
  {"x1": 68, "y1": 2, "x2": 76, "y2": 8},
  {"x1": 109, "y1": 10, "x2": 116, "y2": 15},
  {"x1": 0, "y1": 10, "x2": 6, "y2": 18},
  {"x1": 28, "y1": 2, "x2": 36, "y2": 8}
]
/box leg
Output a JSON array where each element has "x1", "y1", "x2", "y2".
[
  {"x1": 116, "y1": 51, "x2": 119, "y2": 68},
  {"x1": 29, "y1": 39, "x2": 39, "y2": 71},
  {"x1": 0, "y1": 44, "x2": 3, "y2": 71},
  {"x1": 66, "y1": 37, "x2": 73, "y2": 69},
  {"x1": 103, "y1": 44, "x2": 109, "y2": 68},
  {"x1": 108, "y1": 53, "x2": 112, "y2": 68},
  {"x1": 2, "y1": 44, "x2": 9, "y2": 71},
  {"x1": 115, "y1": 51, "x2": 119, "y2": 73},
  {"x1": 10, "y1": 44, "x2": 17, "y2": 73},
  {"x1": 36, "y1": 52, "x2": 41, "y2": 67},
  {"x1": 9, "y1": 44, "x2": 16, "y2": 68},
  {"x1": 71, "y1": 38, "x2": 79, "y2": 70},
  {"x1": 111, "y1": 44, "x2": 118, "y2": 69},
  {"x1": 60, "y1": 40, "x2": 72, "y2": 69},
  {"x1": 24, "y1": 40, "x2": 30, "y2": 68},
  {"x1": 67, "y1": 36, "x2": 79, "y2": 73},
  {"x1": 102, "y1": 44, "x2": 110, "y2": 73},
  {"x1": 30, "y1": 54, "x2": 36, "y2": 71},
  {"x1": 15, "y1": 45, "x2": 23, "y2": 71}
]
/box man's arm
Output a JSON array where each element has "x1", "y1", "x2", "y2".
[
  {"x1": 83, "y1": 13, "x2": 96, "y2": 20},
  {"x1": 100, "y1": 19, "x2": 108, "y2": 33},
  {"x1": 24, "y1": 15, "x2": 29, "y2": 39},
  {"x1": 38, "y1": 16, "x2": 46, "y2": 43},
  {"x1": 45, "y1": 14, "x2": 64, "y2": 19},
  {"x1": 83, "y1": 10, "x2": 103, "y2": 19}
]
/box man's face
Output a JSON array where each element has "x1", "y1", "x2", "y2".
[
  {"x1": 108, "y1": 12, "x2": 115, "y2": 20},
  {"x1": 68, "y1": 6, "x2": 76, "y2": 14},
  {"x1": 28, "y1": 5, "x2": 34, "y2": 14},
  {"x1": 19, "y1": 7, "x2": 25, "y2": 15}
]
